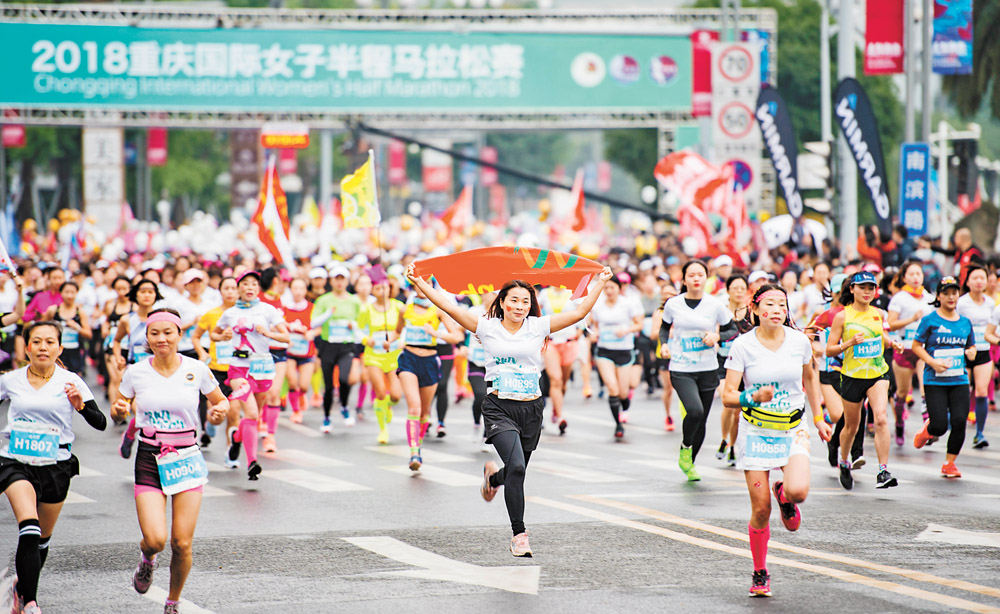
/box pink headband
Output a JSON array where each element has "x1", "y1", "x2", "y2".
[
  {"x1": 147, "y1": 311, "x2": 182, "y2": 328},
  {"x1": 755, "y1": 290, "x2": 787, "y2": 306}
]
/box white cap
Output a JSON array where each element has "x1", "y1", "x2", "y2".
[
  {"x1": 330, "y1": 265, "x2": 350, "y2": 279},
  {"x1": 748, "y1": 270, "x2": 770, "y2": 285},
  {"x1": 713, "y1": 255, "x2": 733, "y2": 268},
  {"x1": 350, "y1": 254, "x2": 369, "y2": 267},
  {"x1": 309, "y1": 266, "x2": 328, "y2": 280}
]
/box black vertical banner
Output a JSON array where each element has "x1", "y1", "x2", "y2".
[
  {"x1": 755, "y1": 87, "x2": 803, "y2": 219},
  {"x1": 833, "y1": 77, "x2": 893, "y2": 235}
]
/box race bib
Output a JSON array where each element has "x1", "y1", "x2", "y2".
[
  {"x1": 7, "y1": 421, "x2": 60, "y2": 466},
  {"x1": 717, "y1": 337, "x2": 733, "y2": 358},
  {"x1": 249, "y1": 353, "x2": 275, "y2": 378},
  {"x1": 327, "y1": 321, "x2": 353, "y2": 344},
  {"x1": 62, "y1": 327, "x2": 79, "y2": 349},
  {"x1": 902, "y1": 325, "x2": 918, "y2": 342},
  {"x1": 933, "y1": 347, "x2": 965, "y2": 378},
  {"x1": 598, "y1": 330, "x2": 624, "y2": 347},
  {"x1": 974, "y1": 325, "x2": 988, "y2": 350},
  {"x1": 679, "y1": 334, "x2": 710, "y2": 353},
  {"x1": 288, "y1": 333, "x2": 311, "y2": 356},
  {"x1": 495, "y1": 365, "x2": 541, "y2": 401},
  {"x1": 742, "y1": 431, "x2": 793, "y2": 466},
  {"x1": 405, "y1": 325, "x2": 433, "y2": 346},
  {"x1": 641, "y1": 317, "x2": 653, "y2": 338},
  {"x1": 470, "y1": 346, "x2": 486, "y2": 365},
  {"x1": 104, "y1": 325, "x2": 118, "y2": 350},
  {"x1": 853, "y1": 338, "x2": 882, "y2": 359},
  {"x1": 215, "y1": 340, "x2": 233, "y2": 365},
  {"x1": 156, "y1": 446, "x2": 209, "y2": 496}
]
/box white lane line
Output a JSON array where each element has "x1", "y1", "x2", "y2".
[
  {"x1": 627, "y1": 459, "x2": 746, "y2": 484},
  {"x1": 63, "y1": 491, "x2": 95, "y2": 504},
  {"x1": 916, "y1": 523, "x2": 1000, "y2": 548},
  {"x1": 366, "y1": 445, "x2": 473, "y2": 464},
  {"x1": 143, "y1": 586, "x2": 215, "y2": 614},
  {"x1": 381, "y1": 465, "x2": 482, "y2": 487},
  {"x1": 201, "y1": 485, "x2": 233, "y2": 498},
  {"x1": 529, "y1": 460, "x2": 630, "y2": 483},
  {"x1": 532, "y1": 448, "x2": 597, "y2": 461},
  {"x1": 76, "y1": 465, "x2": 103, "y2": 477},
  {"x1": 264, "y1": 469, "x2": 371, "y2": 492},
  {"x1": 277, "y1": 418, "x2": 322, "y2": 438},
  {"x1": 204, "y1": 460, "x2": 228, "y2": 472},
  {"x1": 892, "y1": 460, "x2": 1000, "y2": 486},
  {"x1": 266, "y1": 448, "x2": 351, "y2": 468},
  {"x1": 570, "y1": 414, "x2": 664, "y2": 436}
]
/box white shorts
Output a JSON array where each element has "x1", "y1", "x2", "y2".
[{"x1": 735, "y1": 418, "x2": 811, "y2": 472}]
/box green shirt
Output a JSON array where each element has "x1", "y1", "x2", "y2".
[{"x1": 313, "y1": 292, "x2": 363, "y2": 343}]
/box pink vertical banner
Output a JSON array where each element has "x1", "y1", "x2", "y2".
[{"x1": 691, "y1": 29, "x2": 720, "y2": 117}]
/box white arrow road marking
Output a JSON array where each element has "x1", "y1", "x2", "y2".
[
  {"x1": 142, "y1": 586, "x2": 215, "y2": 614},
  {"x1": 916, "y1": 523, "x2": 1000, "y2": 548},
  {"x1": 63, "y1": 491, "x2": 95, "y2": 504},
  {"x1": 277, "y1": 417, "x2": 322, "y2": 438},
  {"x1": 343, "y1": 536, "x2": 540, "y2": 595}
]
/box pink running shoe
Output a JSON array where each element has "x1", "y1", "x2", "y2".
[
  {"x1": 772, "y1": 481, "x2": 801, "y2": 532},
  {"x1": 665, "y1": 416, "x2": 675, "y2": 432},
  {"x1": 481, "y1": 461, "x2": 499, "y2": 502},
  {"x1": 749, "y1": 569, "x2": 772, "y2": 597},
  {"x1": 22, "y1": 602, "x2": 41, "y2": 614},
  {"x1": 132, "y1": 555, "x2": 155, "y2": 594},
  {"x1": 510, "y1": 532, "x2": 532, "y2": 557}
]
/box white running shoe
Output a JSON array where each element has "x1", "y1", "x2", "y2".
[
  {"x1": 224, "y1": 457, "x2": 240, "y2": 469},
  {"x1": 510, "y1": 532, "x2": 533, "y2": 557}
]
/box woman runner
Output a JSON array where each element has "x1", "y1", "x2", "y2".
[
  {"x1": 408, "y1": 263, "x2": 612, "y2": 557},
  {"x1": 357, "y1": 268, "x2": 404, "y2": 444},
  {"x1": 825, "y1": 271, "x2": 904, "y2": 490},
  {"x1": 956, "y1": 265, "x2": 994, "y2": 448},
  {"x1": 192, "y1": 277, "x2": 240, "y2": 468},
  {"x1": 466, "y1": 291, "x2": 496, "y2": 450},
  {"x1": 659, "y1": 260, "x2": 739, "y2": 481},
  {"x1": 103, "y1": 276, "x2": 134, "y2": 411},
  {"x1": 886, "y1": 262, "x2": 935, "y2": 444},
  {"x1": 911, "y1": 277, "x2": 977, "y2": 478},
  {"x1": 716, "y1": 274, "x2": 750, "y2": 466},
  {"x1": 312, "y1": 266, "x2": 363, "y2": 432},
  {"x1": 42, "y1": 282, "x2": 91, "y2": 377},
  {"x1": 539, "y1": 286, "x2": 578, "y2": 434},
  {"x1": 283, "y1": 277, "x2": 319, "y2": 427},
  {"x1": 722, "y1": 284, "x2": 832, "y2": 598},
  {"x1": 114, "y1": 279, "x2": 164, "y2": 460},
  {"x1": 111, "y1": 309, "x2": 229, "y2": 614},
  {"x1": 588, "y1": 276, "x2": 643, "y2": 438}
]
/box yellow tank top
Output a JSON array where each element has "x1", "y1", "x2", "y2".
[
  {"x1": 841, "y1": 304, "x2": 888, "y2": 379},
  {"x1": 402, "y1": 303, "x2": 441, "y2": 347}
]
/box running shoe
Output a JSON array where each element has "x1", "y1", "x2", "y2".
[
  {"x1": 550, "y1": 413, "x2": 558, "y2": 424},
  {"x1": 200, "y1": 432, "x2": 212, "y2": 448},
  {"x1": 941, "y1": 461, "x2": 962, "y2": 478},
  {"x1": 481, "y1": 461, "x2": 499, "y2": 502},
  {"x1": 510, "y1": 532, "x2": 532, "y2": 557},
  {"x1": 906, "y1": 392, "x2": 914, "y2": 408},
  {"x1": 408, "y1": 455, "x2": 422, "y2": 471},
  {"x1": 973, "y1": 434, "x2": 990, "y2": 449},
  {"x1": 377, "y1": 427, "x2": 390, "y2": 445},
  {"x1": 772, "y1": 481, "x2": 801, "y2": 532},
  {"x1": 614, "y1": 424, "x2": 624, "y2": 439},
  {"x1": 356, "y1": 409, "x2": 365, "y2": 422},
  {"x1": 163, "y1": 602, "x2": 179, "y2": 614},
  {"x1": 557, "y1": 420, "x2": 566, "y2": 435},
  {"x1": 290, "y1": 411, "x2": 304, "y2": 424},
  {"x1": 875, "y1": 469, "x2": 898, "y2": 489},
  {"x1": 119, "y1": 429, "x2": 135, "y2": 460},
  {"x1": 10, "y1": 577, "x2": 23, "y2": 614},
  {"x1": 481, "y1": 441, "x2": 492, "y2": 453},
  {"x1": 913, "y1": 422, "x2": 933, "y2": 449},
  {"x1": 227, "y1": 428, "x2": 241, "y2": 463},
  {"x1": 678, "y1": 447, "x2": 700, "y2": 481},
  {"x1": 21, "y1": 601, "x2": 41, "y2": 614},
  {"x1": 968, "y1": 413, "x2": 977, "y2": 425},
  {"x1": 342, "y1": 408, "x2": 355, "y2": 427},
  {"x1": 437, "y1": 424, "x2": 447, "y2": 438},
  {"x1": 321, "y1": 418, "x2": 332, "y2": 434},
  {"x1": 665, "y1": 416, "x2": 675, "y2": 432},
  {"x1": 224, "y1": 457, "x2": 240, "y2": 470},
  {"x1": 851, "y1": 456, "x2": 866, "y2": 470},
  {"x1": 748, "y1": 569, "x2": 772, "y2": 598},
  {"x1": 582, "y1": 386, "x2": 592, "y2": 399},
  {"x1": 132, "y1": 555, "x2": 156, "y2": 594},
  {"x1": 716, "y1": 440, "x2": 728, "y2": 460},
  {"x1": 247, "y1": 460, "x2": 261, "y2": 481},
  {"x1": 311, "y1": 393, "x2": 322, "y2": 407},
  {"x1": 598, "y1": 388, "x2": 605, "y2": 399},
  {"x1": 620, "y1": 410, "x2": 629, "y2": 424},
  {"x1": 895, "y1": 420, "x2": 904, "y2": 446},
  {"x1": 727, "y1": 447, "x2": 736, "y2": 467},
  {"x1": 839, "y1": 463, "x2": 853, "y2": 490},
  {"x1": 826, "y1": 439, "x2": 838, "y2": 467},
  {"x1": 262, "y1": 435, "x2": 277, "y2": 454}
]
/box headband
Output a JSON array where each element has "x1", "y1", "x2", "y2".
[
  {"x1": 147, "y1": 311, "x2": 182, "y2": 329},
  {"x1": 754, "y1": 290, "x2": 787, "y2": 306}
]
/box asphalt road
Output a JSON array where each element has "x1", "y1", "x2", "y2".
[{"x1": 2, "y1": 374, "x2": 1000, "y2": 614}]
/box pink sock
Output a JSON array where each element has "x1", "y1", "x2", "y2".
[
  {"x1": 289, "y1": 390, "x2": 301, "y2": 413},
  {"x1": 369, "y1": 387, "x2": 377, "y2": 404},
  {"x1": 240, "y1": 418, "x2": 259, "y2": 464},
  {"x1": 263, "y1": 405, "x2": 280, "y2": 434},
  {"x1": 126, "y1": 418, "x2": 138, "y2": 439},
  {"x1": 357, "y1": 383, "x2": 369, "y2": 410},
  {"x1": 406, "y1": 419, "x2": 420, "y2": 454},
  {"x1": 749, "y1": 523, "x2": 770, "y2": 572},
  {"x1": 418, "y1": 420, "x2": 430, "y2": 444}
]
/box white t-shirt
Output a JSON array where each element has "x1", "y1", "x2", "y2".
[
  {"x1": 119, "y1": 356, "x2": 218, "y2": 431},
  {"x1": 590, "y1": 295, "x2": 643, "y2": 351},
  {"x1": 958, "y1": 293, "x2": 995, "y2": 351},
  {"x1": 0, "y1": 279, "x2": 17, "y2": 334},
  {"x1": 477, "y1": 315, "x2": 550, "y2": 385},
  {"x1": 467, "y1": 304, "x2": 487, "y2": 367},
  {"x1": 787, "y1": 290, "x2": 805, "y2": 325},
  {"x1": 0, "y1": 367, "x2": 96, "y2": 462},
  {"x1": 662, "y1": 294, "x2": 733, "y2": 372},
  {"x1": 887, "y1": 290, "x2": 936, "y2": 348},
  {"x1": 173, "y1": 294, "x2": 221, "y2": 352},
  {"x1": 216, "y1": 302, "x2": 285, "y2": 368},
  {"x1": 725, "y1": 326, "x2": 812, "y2": 412},
  {"x1": 801, "y1": 284, "x2": 827, "y2": 324}
]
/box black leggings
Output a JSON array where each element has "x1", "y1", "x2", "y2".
[
  {"x1": 488, "y1": 430, "x2": 532, "y2": 536},
  {"x1": 435, "y1": 356, "x2": 454, "y2": 424},
  {"x1": 321, "y1": 344, "x2": 355, "y2": 417},
  {"x1": 924, "y1": 384, "x2": 971, "y2": 455},
  {"x1": 469, "y1": 371, "x2": 486, "y2": 426},
  {"x1": 670, "y1": 370, "x2": 718, "y2": 461},
  {"x1": 637, "y1": 334, "x2": 658, "y2": 390}
]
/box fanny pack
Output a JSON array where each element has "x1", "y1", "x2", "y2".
[
  {"x1": 741, "y1": 406, "x2": 804, "y2": 431},
  {"x1": 138, "y1": 427, "x2": 198, "y2": 449}
]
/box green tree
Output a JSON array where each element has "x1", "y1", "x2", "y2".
[
  {"x1": 603, "y1": 129, "x2": 657, "y2": 191},
  {"x1": 5, "y1": 126, "x2": 81, "y2": 226},
  {"x1": 151, "y1": 130, "x2": 229, "y2": 216},
  {"x1": 485, "y1": 132, "x2": 572, "y2": 193},
  {"x1": 941, "y1": 1, "x2": 1000, "y2": 120}
]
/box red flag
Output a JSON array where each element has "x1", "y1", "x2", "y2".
[
  {"x1": 252, "y1": 156, "x2": 294, "y2": 265},
  {"x1": 570, "y1": 169, "x2": 586, "y2": 232},
  {"x1": 440, "y1": 185, "x2": 473, "y2": 235}
]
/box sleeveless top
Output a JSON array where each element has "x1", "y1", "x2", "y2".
[
  {"x1": 841, "y1": 304, "x2": 889, "y2": 379},
  {"x1": 401, "y1": 303, "x2": 441, "y2": 348}
]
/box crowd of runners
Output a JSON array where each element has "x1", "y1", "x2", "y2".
[{"x1": 0, "y1": 222, "x2": 997, "y2": 609}]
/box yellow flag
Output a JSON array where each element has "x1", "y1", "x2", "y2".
[{"x1": 341, "y1": 150, "x2": 381, "y2": 229}]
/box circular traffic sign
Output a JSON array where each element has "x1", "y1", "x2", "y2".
[
  {"x1": 716, "y1": 45, "x2": 754, "y2": 82},
  {"x1": 717, "y1": 101, "x2": 755, "y2": 139}
]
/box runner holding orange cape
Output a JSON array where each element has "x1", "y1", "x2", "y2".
[{"x1": 411, "y1": 246, "x2": 605, "y2": 299}]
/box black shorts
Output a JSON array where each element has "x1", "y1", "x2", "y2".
[
  {"x1": 397, "y1": 349, "x2": 441, "y2": 388},
  {"x1": 60, "y1": 347, "x2": 86, "y2": 374},
  {"x1": 657, "y1": 358, "x2": 670, "y2": 372},
  {"x1": 967, "y1": 349, "x2": 992, "y2": 368},
  {"x1": 819, "y1": 370, "x2": 842, "y2": 391},
  {"x1": 0, "y1": 454, "x2": 79, "y2": 504},
  {"x1": 839, "y1": 372, "x2": 890, "y2": 404},
  {"x1": 436, "y1": 343, "x2": 455, "y2": 358},
  {"x1": 481, "y1": 393, "x2": 544, "y2": 453},
  {"x1": 320, "y1": 341, "x2": 355, "y2": 364},
  {"x1": 270, "y1": 348, "x2": 288, "y2": 364},
  {"x1": 595, "y1": 347, "x2": 635, "y2": 367},
  {"x1": 212, "y1": 368, "x2": 232, "y2": 397},
  {"x1": 134, "y1": 441, "x2": 199, "y2": 492},
  {"x1": 288, "y1": 354, "x2": 316, "y2": 366}
]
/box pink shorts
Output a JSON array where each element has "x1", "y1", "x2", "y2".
[
  {"x1": 893, "y1": 349, "x2": 919, "y2": 370},
  {"x1": 549, "y1": 340, "x2": 579, "y2": 367},
  {"x1": 134, "y1": 484, "x2": 203, "y2": 496},
  {"x1": 225, "y1": 366, "x2": 273, "y2": 401}
]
